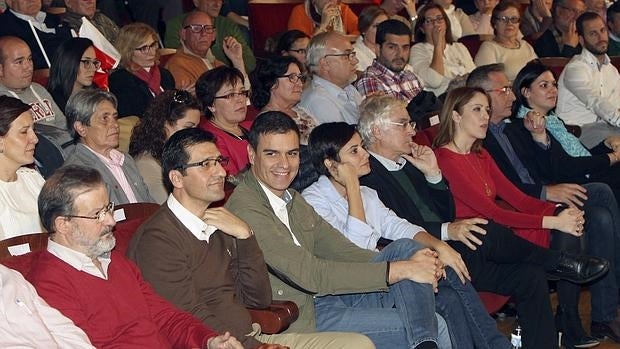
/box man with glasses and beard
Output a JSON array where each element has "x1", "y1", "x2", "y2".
[
  {"x1": 25, "y1": 164, "x2": 244, "y2": 349},
  {"x1": 557, "y1": 12, "x2": 620, "y2": 149}
]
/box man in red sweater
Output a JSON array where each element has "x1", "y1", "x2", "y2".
[{"x1": 27, "y1": 164, "x2": 243, "y2": 349}]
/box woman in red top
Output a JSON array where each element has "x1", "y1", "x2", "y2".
[{"x1": 433, "y1": 87, "x2": 602, "y2": 348}]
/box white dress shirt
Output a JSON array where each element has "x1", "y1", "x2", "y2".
[
  {"x1": 167, "y1": 194, "x2": 217, "y2": 242},
  {"x1": 257, "y1": 181, "x2": 301, "y2": 246},
  {"x1": 353, "y1": 36, "x2": 376, "y2": 72},
  {"x1": 0, "y1": 264, "x2": 94, "y2": 348},
  {"x1": 299, "y1": 76, "x2": 363, "y2": 125},
  {"x1": 47, "y1": 240, "x2": 112, "y2": 280}
]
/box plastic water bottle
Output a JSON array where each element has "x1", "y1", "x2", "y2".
[{"x1": 511, "y1": 325, "x2": 522, "y2": 348}]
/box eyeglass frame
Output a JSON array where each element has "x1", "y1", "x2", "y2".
[
  {"x1": 79, "y1": 58, "x2": 102, "y2": 70},
  {"x1": 278, "y1": 73, "x2": 307, "y2": 84},
  {"x1": 64, "y1": 202, "x2": 115, "y2": 223},
  {"x1": 423, "y1": 15, "x2": 446, "y2": 25},
  {"x1": 558, "y1": 5, "x2": 585, "y2": 16},
  {"x1": 134, "y1": 41, "x2": 159, "y2": 54},
  {"x1": 183, "y1": 24, "x2": 216, "y2": 34},
  {"x1": 323, "y1": 50, "x2": 357, "y2": 61},
  {"x1": 388, "y1": 120, "x2": 417, "y2": 130},
  {"x1": 493, "y1": 15, "x2": 520, "y2": 24},
  {"x1": 485, "y1": 86, "x2": 513, "y2": 95},
  {"x1": 214, "y1": 90, "x2": 250, "y2": 100},
  {"x1": 181, "y1": 156, "x2": 230, "y2": 170},
  {"x1": 288, "y1": 48, "x2": 307, "y2": 55}
]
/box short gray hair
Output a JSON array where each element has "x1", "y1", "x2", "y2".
[
  {"x1": 65, "y1": 89, "x2": 118, "y2": 140},
  {"x1": 465, "y1": 63, "x2": 505, "y2": 90},
  {"x1": 358, "y1": 94, "x2": 407, "y2": 146},
  {"x1": 306, "y1": 31, "x2": 338, "y2": 75}
]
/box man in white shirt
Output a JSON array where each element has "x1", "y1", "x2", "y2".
[
  {"x1": 557, "y1": 12, "x2": 620, "y2": 148},
  {"x1": 299, "y1": 31, "x2": 363, "y2": 125},
  {"x1": 0, "y1": 263, "x2": 94, "y2": 348}
]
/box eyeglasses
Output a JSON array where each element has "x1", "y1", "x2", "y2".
[
  {"x1": 184, "y1": 24, "x2": 216, "y2": 34},
  {"x1": 288, "y1": 48, "x2": 307, "y2": 55},
  {"x1": 65, "y1": 202, "x2": 115, "y2": 223},
  {"x1": 485, "y1": 86, "x2": 513, "y2": 95},
  {"x1": 388, "y1": 120, "x2": 416, "y2": 130},
  {"x1": 135, "y1": 41, "x2": 159, "y2": 54},
  {"x1": 214, "y1": 90, "x2": 249, "y2": 100},
  {"x1": 424, "y1": 15, "x2": 446, "y2": 25},
  {"x1": 324, "y1": 50, "x2": 357, "y2": 61},
  {"x1": 80, "y1": 59, "x2": 101, "y2": 70},
  {"x1": 559, "y1": 5, "x2": 585, "y2": 16},
  {"x1": 183, "y1": 156, "x2": 229, "y2": 170},
  {"x1": 278, "y1": 73, "x2": 307, "y2": 84},
  {"x1": 493, "y1": 16, "x2": 520, "y2": 24}
]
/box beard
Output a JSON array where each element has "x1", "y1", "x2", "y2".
[
  {"x1": 585, "y1": 41, "x2": 608, "y2": 55},
  {"x1": 71, "y1": 225, "x2": 116, "y2": 258}
]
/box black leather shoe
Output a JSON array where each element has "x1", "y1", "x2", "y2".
[
  {"x1": 591, "y1": 320, "x2": 620, "y2": 343},
  {"x1": 562, "y1": 334, "x2": 601, "y2": 348},
  {"x1": 547, "y1": 253, "x2": 609, "y2": 284}
]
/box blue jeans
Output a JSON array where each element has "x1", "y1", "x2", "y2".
[{"x1": 314, "y1": 239, "x2": 450, "y2": 349}]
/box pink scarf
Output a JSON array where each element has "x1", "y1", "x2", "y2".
[{"x1": 132, "y1": 66, "x2": 162, "y2": 96}]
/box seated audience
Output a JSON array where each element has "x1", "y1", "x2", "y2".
[
  {"x1": 300, "y1": 31, "x2": 362, "y2": 124},
  {"x1": 474, "y1": 1, "x2": 537, "y2": 81},
  {"x1": 129, "y1": 127, "x2": 373, "y2": 349},
  {"x1": 288, "y1": 0, "x2": 359, "y2": 37},
  {"x1": 356, "y1": 94, "x2": 607, "y2": 348},
  {"x1": 410, "y1": 4, "x2": 475, "y2": 96},
  {"x1": 276, "y1": 29, "x2": 311, "y2": 68},
  {"x1": 0, "y1": 36, "x2": 72, "y2": 147},
  {"x1": 0, "y1": 0, "x2": 72, "y2": 70},
  {"x1": 129, "y1": 89, "x2": 201, "y2": 204},
  {"x1": 356, "y1": 20, "x2": 423, "y2": 102},
  {"x1": 64, "y1": 89, "x2": 153, "y2": 204},
  {"x1": 302, "y1": 122, "x2": 513, "y2": 348},
  {"x1": 165, "y1": 10, "x2": 248, "y2": 93},
  {"x1": 221, "y1": 0, "x2": 249, "y2": 33},
  {"x1": 226, "y1": 111, "x2": 510, "y2": 349},
  {"x1": 520, "y1": 0, "x2": 553, "y2": 41},
  {"x1": 433, "y1": 86, "x2": 607, "y2": 348},
  {"x1": 557, "y1": 12, "x2": 620, "y2": 148},
  {"x1": 27, "y1": 164, "x2": 243, "y2": 349},
  {"x1": 164, "y1": 0, "x2": 255, "y2": 72},
  {"x1": 533, "y1": 0, "x2": 585, "y2": 58},
  {"x1": 586, "y1": 0, "x2": 607, "y2": 21},
  {"x1": 0, "y1": 96, "x2": 44, "y2": 240},
  {"x1": 608, "y1": 1, "x2": 620, "y2": 56},
  {"x1": 431, "y1": 0, "x2": 475, "y2": 40},
  {"x1": 353, "y1": 6, "x2": 389, "y2": 72},
  {"x1": 469, "y1": 0, "x2": 498, "y2": 35},
  {"x1": 0, "y1": 264, "x2": 94, "y2": 348},
  {"x1": 48, "y1": 38, "x2": 99, "y2": 113},
  {"x1": 62, "y1": 0, "x2": 119, "y2": 44},
  {"x1": 251, "y1": 56, "x2": 317, "y2": 144},
  {"x1": 197, "y1": 66, "x2": 251, "y2": 177},
  {"x1": 109, "y1": 23, "x2": 175, "y2": 118},
  {"x1": 379, "y1": 0, "x2": 418, "y2": 27}
]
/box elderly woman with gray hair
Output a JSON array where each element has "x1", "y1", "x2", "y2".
[{"x1": 64, "y1": 89, "x2": 154, "y2": 204}]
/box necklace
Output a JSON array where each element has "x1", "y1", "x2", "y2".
[
  {"x1": 209, "y1": 120, "x2": 247, "y2": 141},
  {"x1": 452, "y1": 141, "x2": 492, "y2": 197},
  {"x1": 495, "y1": 38, "x2": 521, "y2": 49}
]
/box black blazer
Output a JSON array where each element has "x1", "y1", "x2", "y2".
[
  {"x1": 533, "y1": 28, "x2": 581, "y2": 58},
  {"x1": 0, "y1": 10, "x2": 72, "y2": 70},
  {"x1": 109, "y1": 67, "x2": 175, "y2": 117},
  {"x1": 359, "y1": 154, "x2": 455, "y2": 239}
]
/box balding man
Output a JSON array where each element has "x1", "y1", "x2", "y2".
[
  {"x1": 165, "y1": 10, "x2": 248, "y2": 93},
  {"x1": 299, "y1": 31, "x2": 362, "y2": 124},
  {"x1": 0, "y1": 36, "x2": 72, "y2": 147},
  {"x1": 62, "y1": 0, "x2": 119, "y2": 44},
  {"x1": 0, "y1": 0, "x2": 72, "y2": 69}
]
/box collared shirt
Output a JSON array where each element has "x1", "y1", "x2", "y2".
[
  {"x1": 368, "y1": 151, "x2": 449, "y2": 239},
  {"x1": 10, "y1": 10, "x2": 56, "y2": 34},
  {"x1": 83, "y1": 144, "x2": 138, "y2": 203},
  {"x1": 257, "y1": 180, "x2": 301, "y2": 246},
  {"x1": 488, "y1": 120, "x2": 536, "y2": 186},
  {"x1": 47, "y1": 239, "x2": 111, "y2": 280},
  {"x1": 167, "y1": 194, "x2": 217, "y2": 242},
  {"x1": 302, "y1": 176, "x2": 424, "y2": 251},
  {"x1": 356, "y1": 60, "x2": 423, "y2": 102},
  {"x1": 298, "y1": 76, "x2": 362, "y2": 124},
  {"x1": 557, "y1": 47, "x2": 620, "y2": 131}
]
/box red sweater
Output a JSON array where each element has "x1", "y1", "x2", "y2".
[
  {"x1": 436, "y1": 148, "x2": 557, "y2": 247},
  {"x1": 27, "y1": 250, "x2": 218, "y2": 348},
  {"x1": 200, "y1": 119, "x2": 252, "y2": 176}
]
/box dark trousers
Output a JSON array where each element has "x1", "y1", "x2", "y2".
[{"x1": 449, "y1": 221, "x2": 559, "y2": 349}]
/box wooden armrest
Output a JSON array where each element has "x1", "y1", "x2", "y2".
[{"x1": 247, "y1": 301, "x2": 299, "y2": 334}]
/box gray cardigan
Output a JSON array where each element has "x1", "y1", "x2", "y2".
[{"x1": 65, "y1": 143, "x2": 154, "y2": 204}]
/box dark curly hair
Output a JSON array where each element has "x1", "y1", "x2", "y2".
[
  {"x1": 128, "y1": 89, "x2": 200, "y2": 161},
  {"x1": 250, "y1": 56, "x2": 303, "y2": 109}
]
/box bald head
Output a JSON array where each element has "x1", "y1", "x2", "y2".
[
  {"x1": 0, "y1": 37, "x2": 34, "y2": 90},
  {"x1": 180, "y1": 11, "x2": 216, "y2": 57}
]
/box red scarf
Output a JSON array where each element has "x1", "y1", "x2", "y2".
[{"x1": 132, "y1": 65, "x2": 162, "y2": 96}]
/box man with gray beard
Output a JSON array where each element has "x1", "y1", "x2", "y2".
[{"x1": 25, "y1": 164, "x2": 244, "y2": 349}]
